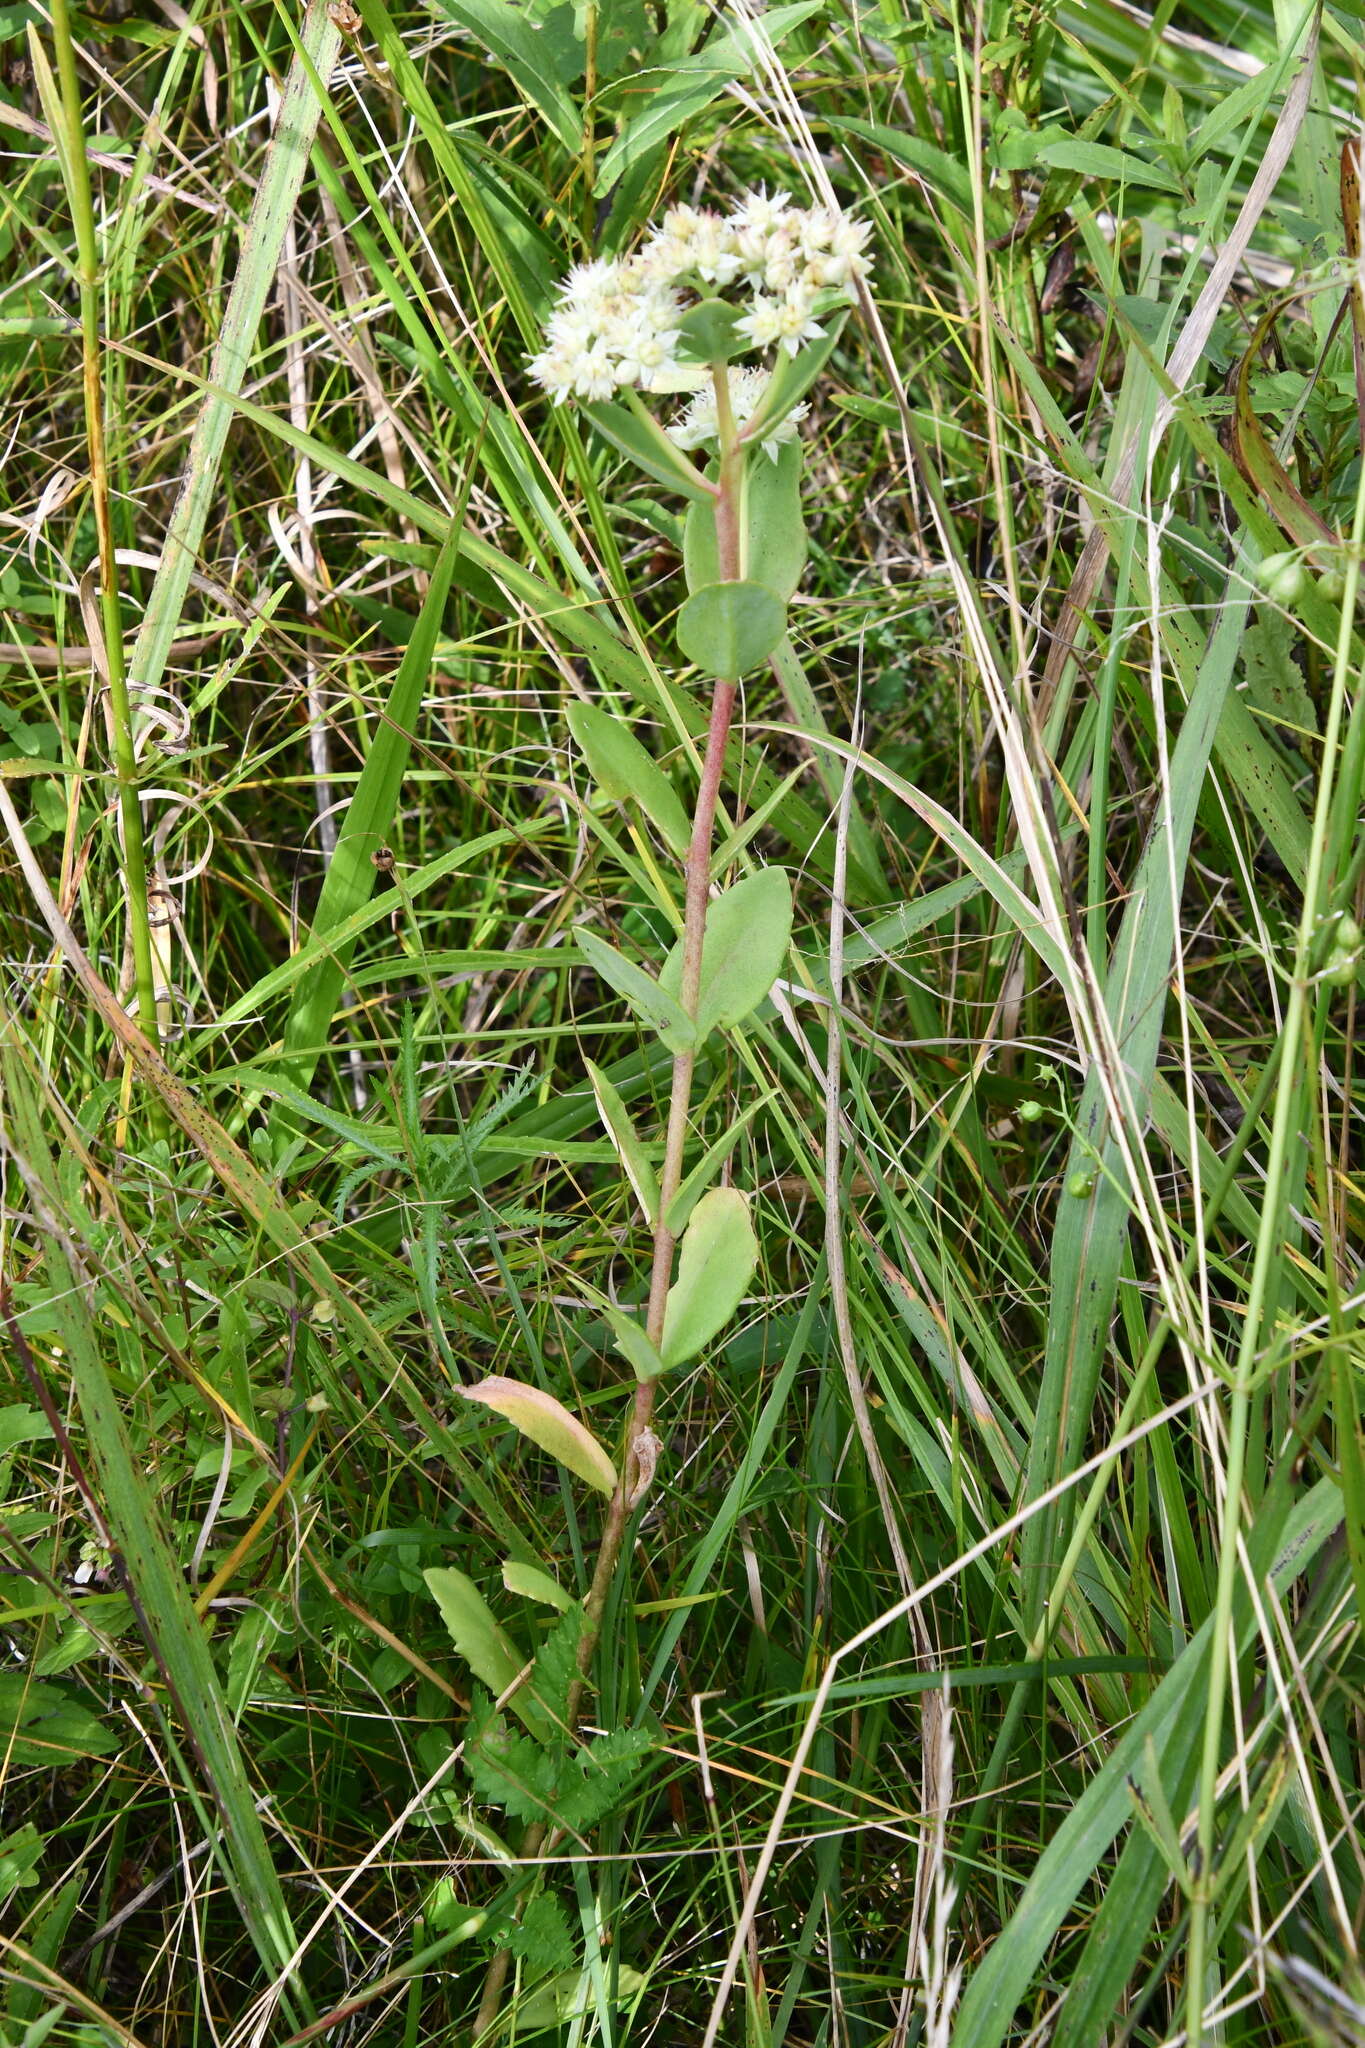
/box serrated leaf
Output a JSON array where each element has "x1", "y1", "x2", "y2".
[
  {"x1": 555, "y1": 1726, "x2": 655, "y2": 1832},
  {"x1": 584, "y1": 1057, "x2": 659, "y2": 1223},
  {"x1": 573, "y1": 927, "x2": 695, "y2": 1052},
  {"x1": 502, "y1": 1559, "x2": 574, "y2": 1611},
  {"x1": 676, "y1": 579, "x2": 787, "y2": 680},
  {"x1": 508, "y1": 1892, "x2": 576, "y2": 1974},
  {"x1": 463, "y1": 1377, "x2": 617, "y2": 1497},
  {"x1": 424, "y1": 1568, "x2": 549, "y2": 1738},
  {"x1": 466, "y1": 1708, "x2": 560, "y2": 1822},
  {"x1": 660, "y1": 868, "x2": 792, "y2": 1037},
  {"x1": 567, "y1": 704, "x2": 691, "y2": 856},
  {"x1": 527, "y1": 1605, "x2": 589, "y2": 1728},
  {"x1": 660, "y1": 1186, "x2": 759, "y2": 1369}
]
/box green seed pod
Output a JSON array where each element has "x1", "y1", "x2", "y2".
[
  {"x1": 1067, "y1": 1169, "x2": 1096, "y2": 1199},
  {"x1": 1324, "y1": 948, "x2": 1358, "y2": 988},
  {"x1": 1018, "y1": 1098, "x2": 1044, "y2": 1124},
  {"x1": 1334, "y1": 913, "x2": 1363, "y2": 954},
  {"x1": 1256, "y1": 551, "x2": 1306, "y2": 605}
]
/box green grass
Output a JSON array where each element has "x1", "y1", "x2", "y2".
[{"x1": 1, "y1": 0, "x2": 1364, "y2": 2042}]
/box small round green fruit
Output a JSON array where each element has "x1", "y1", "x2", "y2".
[
  {"x1": 1256, "y1": 552, "x2": 1306, "y2": 605},
  {"x1": 1067, "y1": 1169, "x2": 1097, "y2": 1198},
  {"x1": 1018, "y1": 1098, "x2": 1044, "y2": 1124}
]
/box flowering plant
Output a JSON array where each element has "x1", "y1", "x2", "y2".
[{"x1": 437, "y1": 185, "x2": 873, "y2": 2038}]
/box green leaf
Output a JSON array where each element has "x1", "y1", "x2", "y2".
[
  {"x1": 526, "y1": 1606, "x2": 589, "y2": 1727},
  {"x1": 660, "y1": 1186, "x2": 759, "y2": 1369},
  {"x1": 424, "y1": 1567, "x2": 549, "y2": 1738},
  {"x1": 573, "y1": 927, "x2": 695, "y2": 1051},
  {"x1": 508, "y1": 1892, "x2": 576, "y2": 1974},
  {"x1": 585, "y1": 1056, "x2": 659, "y2": 1223},
  {"x1": 596, "y1": 1296, "x2": 668, "y2": 1383},
  {"x1": 676, "y1": 297, "x2": 747, "y2": 365},
  {"x1": 279, "y1": 518, "x2": 464, "y2": 1088},
  {"x1": 427, "y1": 0, "x2": 582, "y2": 149},
  {"x1": 677, "y1": 580, "x2": 787, "y2": 680},
  {"x1": 582, "y1": 398, "x2": 714, "y2": 501},
  {"x1": 518, "y1": 1965, "x2": 647, "y2": 2034},
  {"x1": 660, "y1": 867, "x2": 792, "y2": 1037},
  {"x1": 465, "y1": 1705, "x2": 561, "y2": 1821},
  {"x1": 502, "y1": 1560, "x2": 574, "y2": 1612},
  {"x1": 462, "y1": 1376, "x2": 618, "y2": 1496},
  {"x1": 567, "y1": 702, "x2": 691, "y2": 856},
  {"x1": 0, "y1": 1675, "x2": 117, "y2": 1768},
  {"x1": 684, "y1": 443, "x2": 806, "y2": 604},
  {"x1": 1029, "y1": 133, "x2": 1183, "y2": 192},
  {"x1": 742, "y1": 440, "x2": 807, "y2": 600}
]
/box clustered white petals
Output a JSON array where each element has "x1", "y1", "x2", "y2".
[
  {"x1": 666, "y1": 367, "x2": 809, "y2": 463},
  {"x1": 528, "y1": 186, "x2": 872, "y2": 413}
]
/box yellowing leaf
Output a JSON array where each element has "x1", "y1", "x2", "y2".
[{"x1": 463, "y1": 1376, "x2": 618, "y2": 1496}]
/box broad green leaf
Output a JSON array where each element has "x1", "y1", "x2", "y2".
[
  {"x1": 1029, "y1": 134, "x2": 1183, "y2": 192},
  {"x1": 582, "y1": 398, "x2": 714, "y2": 501},
  {"x1": 585, "y1": 1056, "x2": 659, "y2": 1223},
  {"x1": 660, "y1": 867, "x2": 792, "y2": 1037},
  {"x1": 573, "y1": 928, "x2": 695, "y2": 1052},
  {"x1": 463, "y1": 1376, "x2": 618, "y2": 1496},
  {"x1": 660, "y1": 1186, "x2": 758, "y2": 1369},
  {"x1": 676, "y1": 297, "x2": 747, "y2": 365},
  {"x1": 424, "y1": 1566, "x2": 550, "y2": 1739},
  {"x1": 518, "y1": 1965, "x2": 647, "y2": 2033},
  {"x1": 684, "y1": 444, "x2": 806, "y2": 604},
  {"x1": 427, "y1": 0, "x2": 581, "y2": 149},
  {"x1": 743, "y1": 441, "x2": 807, "y2": 600},
  {"x1": 502, "y1": 1560, "x2": 574, "y2": 1612},
  {"x1": 567, "y1": 703, "x2": 691, "y2": 856},
  {"x1": 677, "y1": 580, "x2": 787, "y2": 680}
]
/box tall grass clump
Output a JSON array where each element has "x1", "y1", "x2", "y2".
[{"x1": 0, "y1": 0, "x2": 1361, "y2": 2042}]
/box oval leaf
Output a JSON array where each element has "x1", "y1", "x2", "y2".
[
  {"x1": 660, "y1": 867, "x2": 792, "y2": 1037},
  {"x1": 463, "y1": 1376, "x2": 618, "y2": 1496},
  {"x1": 676, "y1": 296, "x2": 747, "y2": 364},
  {"x1": 567, "y1": 703, "x2": 691, "y2": 856},
  {"x1": 677, "y1": 580, "x2": 787, "y2": 680},
  {"x1": 574, "y1": 927, "x2": 695, "y2": 1053},
  {"x1": 660, "y1": 1186, "x2": 759, "y2": 1370},
  {"x1": 502, "y1": 1559, "x2": 574, "y2": 1612},
  {"x1": 423, "y1": 1566, "x2": 549, "y2": 1737},
  {"x1": 743, "y1": 441, "x2": 806, "y2": 602}
]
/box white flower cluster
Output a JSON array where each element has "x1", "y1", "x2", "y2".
[
  {"x1": 667, "y1": 366, "x2": 808, "y2": 462},
  {"x1": 529, "y1": 186, "x2": 872, "y2": 409}
]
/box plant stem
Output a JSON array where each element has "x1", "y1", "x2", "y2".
[
  {"x1": 473, "y1": 367, "x2": 743, "y2": 2044},
  {"x1": 48, "y1": 0, "x2": 161, "y2": 1055}
]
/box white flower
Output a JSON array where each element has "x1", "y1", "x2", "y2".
[
  {"x1": 734, "y1": 185, "x2": 793, "y2": 236},
  {"x1": 774, "y1": 288, "x2": 825, "y2": 356},
  {"x1": 735, "y1": 295, "x2": 785, "y2": 349},
  {"x1": 667, "y1": 366, "x2": 808, "y2": 460}
]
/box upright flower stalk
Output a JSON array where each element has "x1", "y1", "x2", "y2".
[{"x1": 454, "y1": 187, "x2": 872, "y2": 2038}]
